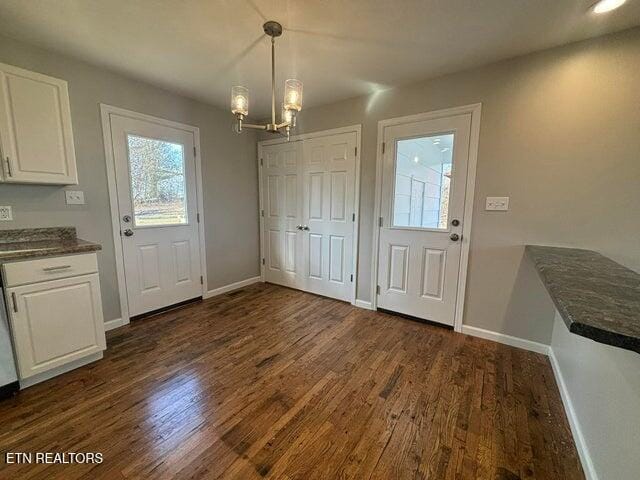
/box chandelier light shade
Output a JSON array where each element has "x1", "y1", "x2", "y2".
[
  {"x1": 230, "y1": 20, "x2": 302, "y2": 140},
  {"x1": 231, "y1": 86, "x2": 249, "y2": 116},
  {"x1": 284, "y1": 79, "x2": 303, "y2": 111}
]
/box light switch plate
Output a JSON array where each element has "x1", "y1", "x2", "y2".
[
  {"x1": 486, "y1": 196, "x2": 509, "y2": 211},
  {"x1": 65, "y1": 190, "x2": 85, "y2": 205},
  {"x1": 0, "y1": 206, "x2": 12, "y2": 221}
]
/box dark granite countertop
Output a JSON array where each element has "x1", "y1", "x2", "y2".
[
  {"x1": 526, "y1": 245, "x2": 640, "y2": 354},
  {"x1": 0, "y1": 227, "x2": 101, "y2": 263}
]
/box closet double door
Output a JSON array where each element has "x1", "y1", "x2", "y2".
[{"x1": 260, "y1": 131, "x2": 357, "y2": 302}]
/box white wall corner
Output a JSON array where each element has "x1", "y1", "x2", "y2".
[
  {"x1": 353, "y1": 299, "x2": 374, "y2": 310},
  {"x1": 461, "y1": 325, "x2": 551, "y2": 355},
  {"x1": 104, "y1": 318, "x2": 124, "y2": 332},
  {"x1": 203, "y1": 276, "x2": 262, "y2": 299},
  {"x1": 547, "y1": 348, "x2": 599, "y2": 480}
]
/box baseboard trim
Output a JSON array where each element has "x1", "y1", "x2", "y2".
[
  {"x1": 203, "y1": 276, "x2": 262, "y2": 299},
  {"x1": 104, "y1": 317, "x2": 124, "y2": 331},
  {"x1": 353, "y1": 299, "x2": 374, "y2": 310},
  {"x1": 548, "y1": 348, "x2": 598, "y2": 480},
  {"x1": 461, "y1": 325, "x2": 550, "y2": 355}
]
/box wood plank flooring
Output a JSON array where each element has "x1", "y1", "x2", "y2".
[{"x1": 0, "y1": 283, "x2": 584, "y2": 479}]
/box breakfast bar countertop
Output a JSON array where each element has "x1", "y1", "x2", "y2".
[
  {"x1": 526, "y1": 245, "x2": 640, "y2": 354},
  {"x1": 0, "y1": 227, "x2": 101, "y2": 263}
]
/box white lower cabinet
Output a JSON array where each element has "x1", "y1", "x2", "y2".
[{"x1": 3, "y1": 253, "x2": 106, "y2": 380}]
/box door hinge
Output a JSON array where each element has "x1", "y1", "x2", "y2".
[
  {"x1": 200, "y1": 275, "x2": 203, "y2": 285},
  {"x1": 382, "y1": 142, "x2": 385, "y2": 154},
  {"x1": 260, "y1": 158, "x2": 263, "y2": 166},
  {"x1": 379, "y1": 216, "x2": 383, "y2": 227},
  {"x1": 350, "y1": 274, "x2": 353, "y2": 282},
  {"x1": 193, "y1": 146, "x2": 197, "y2": 157},
  {"x1": 262, "y1": 258, "x2": 265, "y2": 265},
  {"x1": 352, "y1": 213, "x2": 355, "y2": 222},
  {"x1": 196, "y1": 212, "x2": 200, "y2": 223},
  {"x1": 376, "y1": 285, "x2": 381, "y2": 295},
  {"x1": 4, "y1": 157, "x2": 12, "y2": 177},
  {"x1": 261, "y1": 209, "x2": 264, "y2": 217},
  {"x1": 354, "y1": 146, "x2": 357, "y2": 156}
]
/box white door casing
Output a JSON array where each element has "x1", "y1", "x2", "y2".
[
  {"x1": 377, "y1": 112, "x2": 474, "y2": 327},
  {"x1": 301, "y1": 132, "x2": 357, "y2": 301},
  {"x1": 262, "y1": 140, "x2": 304, "y2": 289},
  {"x1": 109, "y1": 114, "x2": 203, "y2": 317},
  {"x1": 259, "y1": 126, "x2": 361, "y2": 304}
]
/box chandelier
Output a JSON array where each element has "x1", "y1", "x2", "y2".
[{"x1": 230, "y1": 21, "x2": 302, "y2": 140}]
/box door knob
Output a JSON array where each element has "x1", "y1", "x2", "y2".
[
  {"x1": 123, "y1": 229, "x2": 134, "y2": 237},
  {"x1": 296, "y1": 225, "x2": 303, "y2": 230},
  {"x1": 302, "y1": 225, "x2": 310, "y2": 231},
  {"x1": 450, "y1": 233, "x2": 460, "y2": 241}
]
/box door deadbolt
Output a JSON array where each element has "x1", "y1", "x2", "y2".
[
  {"x1": 122, "y1": 215, "x2": 132, "y2": 223},
  {"x1": 451, "y1": 219, "x2": 460, "y2": 226}
]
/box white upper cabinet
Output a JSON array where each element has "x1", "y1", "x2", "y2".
[{"x1": 0, "y1": 63, "x2": 78, "y2": 184}]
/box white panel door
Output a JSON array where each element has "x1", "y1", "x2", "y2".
[
  {"x1": 110, "y1": 114, "x2": 202, "y2": 316},
  {"x1": 7, "y1": 274, "x2": 105, "y2": 379},
  {"x1": 261, "y1": 141, "x2": 304, "y2": 289},
  {"x1": 377, "y1": 114, "x2": 471, "y2": 326},
  {"x1": 0, "y1": 63, "x2": 78, "y2": 184},
  {"x1": 301, "y1": 132, "x2": 357, "y2": 301}
]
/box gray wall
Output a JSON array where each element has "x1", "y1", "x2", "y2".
[
  {"x1": 287, "y1": 27, "x2": 640, "y2": 343},
  {"x1": 0, "y1": 35, "x2": 260, "y2": 322}
]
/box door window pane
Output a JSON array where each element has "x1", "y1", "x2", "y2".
[
  {"x1": 392, "y1": 134, "x2": 454, "y2": 229},
  {"x1": 127, "y1": 135, "x2": 188, "y2": 226}
]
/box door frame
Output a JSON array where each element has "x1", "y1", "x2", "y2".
[
  {"x1": 257, "y1": 124, "x2": 362, "y2": 306},
  {"x1": 100, "y1": 104, "x2": 208, "y2": 325},
  {"x1": 372, "y1": 104, "x2": 481, "y2": 332}
]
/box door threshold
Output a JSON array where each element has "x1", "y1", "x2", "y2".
[
  {"x1": 377, "y1": 308, "x2": 454, "y2": 330},
  {"x1": 130, "y1": 297, "x2": 202, "y2": 322}
]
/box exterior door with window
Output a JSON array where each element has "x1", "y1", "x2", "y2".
[
  {"x1": 377, "y1": 114, "x2": 471, "y2": 326},
  {"x1": 110, "y1": 114, "x2": 202, "y2": 317}
]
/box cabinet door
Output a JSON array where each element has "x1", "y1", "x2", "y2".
[
  {"x1": 0, "y1": 63, "x2": 78, "y2": 184},
  {"x1": 6, "y1": 274, "x2": 106, "y2": 379}
]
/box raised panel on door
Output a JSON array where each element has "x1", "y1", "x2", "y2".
[
  {"x1": 421, "y1": 248, "x2": 446, "y2": 299},
  {"x1": 137, "y1": 243, "x2": 161, "y2": 292},
  {"x1": 329, "y1": 235, "x2": 345, "y2": 283},
  {"x1": 388, "y1": 245, "x2": 409, "y2": 293},
  {"x1": 0, "y1": 63, "x2": 77, "y2": 184},
  {"x1": 308, "y1": 233, "x2": 323, "y2": 280},
  {"x1": 172, "y1": 240, "x2": 192, "y2": 285},
  {"x1": 8, "y1": 274, "x2": 105, "y2": 379}
]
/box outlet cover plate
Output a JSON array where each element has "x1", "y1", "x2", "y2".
[
  {"x1": 486, "y1": 196, "x2": 509, "y2": 211},
  {"x1": 0, "y1": 206, "x2": 13, "y2": 221},
  {"x1": 65, "y1": 190, "x2": 85, "y2": 205}
]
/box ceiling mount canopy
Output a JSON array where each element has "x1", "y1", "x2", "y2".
[{"x1": 230, "y1": 20, "x2": 302, "y2": 140}]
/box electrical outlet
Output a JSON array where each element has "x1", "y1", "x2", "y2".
[
  {"x1": 65, "y1": 190, "x2": 85, "y2": 205},
  {"x1": 0, "y1": 206, "x2": 13, "y2": 221},
  {"x1": 486, "y1": 196, "x2": 509, "y2": 211}
]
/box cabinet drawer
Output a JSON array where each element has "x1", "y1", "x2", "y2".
[{"x1": 2, "y1": 253, "x2": 98, "y2": 287}]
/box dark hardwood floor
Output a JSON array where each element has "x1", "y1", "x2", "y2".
[{"x1": 0, "y1": 283, "x2": 584, "y2": 479}]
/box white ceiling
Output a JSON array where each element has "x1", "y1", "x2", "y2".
[{"x1": 0, "y1": 0, "x2": 638, "y2": 117}]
